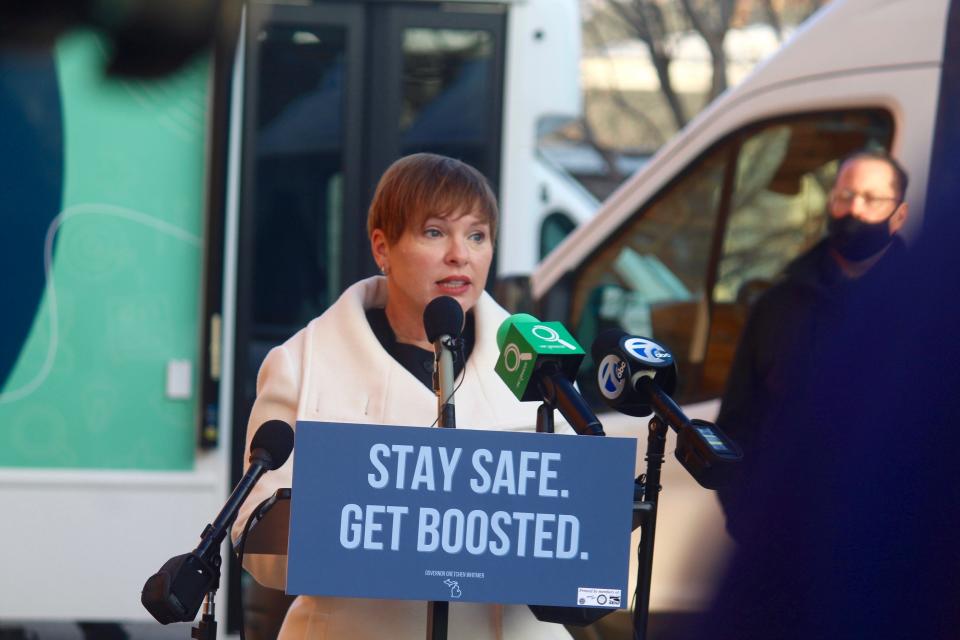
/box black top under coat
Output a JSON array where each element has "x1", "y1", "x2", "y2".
[{"x1": 365, "y1": 308, "x2": 475, "y2": 390}]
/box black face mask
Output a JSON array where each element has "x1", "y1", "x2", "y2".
[{"x1": 827, "y1": 209, "x2": 897, "y2": 261}]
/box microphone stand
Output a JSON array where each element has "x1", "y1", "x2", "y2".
[
  {"x1": 631, "y1": 415, "x2": 668, "y2": 640},
  {"x1": 191, "y1": 590, "x2": 218, "y2": 640},
  {"x1": 427, "y1": 335, "x2": 457, "y2": 640},
  {"x1": 536, "y1": 402, "x2": 555, "y2": 433},
  {"x1": 628, "y1": 375, "x2": 740, "y2": 639}
]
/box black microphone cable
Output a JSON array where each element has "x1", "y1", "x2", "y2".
[{"x1": 234, "y1": 490, "x2": 289, "y2": 640}]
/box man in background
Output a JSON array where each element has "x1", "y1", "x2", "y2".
[
  {"x1": 701, "y1": 139, "x2": 959, "y2": 638},
  {"x1": 715, "y1": 150, "x2": 910, "y2": 540}
]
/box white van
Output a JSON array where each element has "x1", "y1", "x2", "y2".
[{"x1": 531, "y1": 0, "x2": 958, "y2": 616}]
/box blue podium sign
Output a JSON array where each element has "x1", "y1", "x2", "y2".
[{"x1": 287, "y1": 421, "x2": 636, "y2": 608}]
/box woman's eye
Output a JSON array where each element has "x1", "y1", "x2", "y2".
[
  {"x1": 424, "y1": 228, "x2": 442, "y2": 238},
  {"x1": 469, "y1": 231, "x2": 486, "y2": 243}
]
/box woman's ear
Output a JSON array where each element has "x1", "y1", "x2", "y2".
[{"x1": 370, "y1": 229, "x2": 389, "y2": 272}]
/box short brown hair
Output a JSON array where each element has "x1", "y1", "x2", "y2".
[
  {"x1": 367, "y1": 153, "x2": 499, "y2": 245},
  {"x1": 839, "y1": 150, "x2": 910, "y2": 201}
]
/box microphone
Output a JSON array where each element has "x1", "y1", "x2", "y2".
[
  {"x1": 590, "y1": 329, "x2": 678, "y2": 418},
  {"x1": 423, "y1": 296, "x2": 464, "y2": 428},
  {"x1": 591, "y1": 330, "x2": 741, "y2": 488},
  {"x1": 141, "y1": 420, "x2": 294, "y2": 624},
  {"x1": 422, "y1": 298, "x2": 463, "y2": 640},
  {"x1": 495, "y1": 313, "x2": 604, "y2": 436}
]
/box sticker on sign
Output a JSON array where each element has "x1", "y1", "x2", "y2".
[{"x1": 576, "y1": 587, "x2": 622, "y2": 608}]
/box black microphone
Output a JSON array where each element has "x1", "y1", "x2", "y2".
[
  {"x1": 423, "y1": 295, "x2": 464, "y2": 345},
  {"x1": 423, "y1": 296, "x2": 463, "y2": 428},
  {"x1": 591, "y1": 330, "x2": 741, "y2": 488},
  {"x1": 495, "y1": 314, "x2": 604, "y2": 436},
  {"x1": 141, "y1": 420, "x2": 294, "y2": 624},
  {"x1": 591, "y1": 329, "x2": 678, "y2": 418}
]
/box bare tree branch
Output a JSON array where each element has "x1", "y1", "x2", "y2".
[
  {"x1": 761, "y1": 0, "x2": 784, "y2": 42},
  {"x1": 580, "y1": 115, "x2": 625, "y2": 183},
  {"x1": 607, "y1": 0, "x2": 688, "y2": 129},
  {"x1": 583, "y1": 17, "x2": 668, "y2": 147},
  {"x1": 679, "y1": 0, "x2": 735, "y2": 100}
]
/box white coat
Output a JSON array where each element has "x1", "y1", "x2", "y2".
[{"x1": 231, "y1": 276, "x2": 572, "y2": 639}]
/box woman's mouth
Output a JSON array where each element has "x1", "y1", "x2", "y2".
[{"x1": 437, "y1": 277, "x2": 470, "y2": 293}]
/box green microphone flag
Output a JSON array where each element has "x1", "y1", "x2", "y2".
[{"x1": 495, "y1": 315, "x2": 586, "y2": 401}]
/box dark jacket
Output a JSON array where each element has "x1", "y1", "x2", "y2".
[{"x1": 715, "y1": 237, "x2": 906, "y2": 541}]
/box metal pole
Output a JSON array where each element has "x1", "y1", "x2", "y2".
[
  {"x1": 633, "y1": 415, "x2": 667, "y2": 640},
  {"x1": 536, "y1": 402, "x2": 555, "y2": 433},
  {"x1": 191, "y1": 591, "x2": 218, "y2": 640},
  {"x1": 428, "y1": 337, "x2": 457, "y2": 640}
]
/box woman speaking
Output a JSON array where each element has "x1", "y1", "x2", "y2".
[{"x1": 232, "y1": 153, "x2": 567, "y2": 639}]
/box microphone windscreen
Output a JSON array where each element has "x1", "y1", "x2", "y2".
[
  {"x1": 423, "y1": 296, "x2": 464, "y2": 343},
  {"x1": 591, "y1": 328, "x2": 628, "y2": 360},
  {"x1": 250, "y1": 420, "x2": 294, "y2": 470},
  {"x1": 496, "y1": 313, "x2": 540, "y2": 350}
]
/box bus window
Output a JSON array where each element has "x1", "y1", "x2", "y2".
[
  {"x1": 252, "y1": 22, "x2": 349, "y2": 342},
  {"x1": 401, "y1": 27, "x2": 495, "y2": 170},
  {"x1": 540, "y1": 211, "x2": 576, "y2": 260},
  {"x1": 703, "y1": 110, "x2": 894, "y2": 398}
]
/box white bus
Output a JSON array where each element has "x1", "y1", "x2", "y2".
[
  {"x1": 0, "y1": 0, "x2": 592, "y2": 632},
  {"x1": 531, "y1": 0, "x2": 959, "y2": 621}
]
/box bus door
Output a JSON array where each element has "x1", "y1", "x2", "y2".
[{"x1": 225, "y1": 1, "x2": 506, "y2": 630}]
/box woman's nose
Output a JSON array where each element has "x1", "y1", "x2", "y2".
[{"x1": 445, "y1": 237, "x2": 468, "y2": 265}]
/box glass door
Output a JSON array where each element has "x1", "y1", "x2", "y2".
[
  {"x1": 228, "y1": 3, "x2": 364, "y2": 631},
  {"x1": 227, "y1": 4, "x2": 507, "y2": 629}
]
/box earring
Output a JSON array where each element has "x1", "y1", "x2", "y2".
[{"x1": 379, "y1": 263, "x2": 390, "y2": 276}]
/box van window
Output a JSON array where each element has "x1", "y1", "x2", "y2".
[
  {"x1": 566, "y1": 110, "x2": 892, "y2": 408},
  {"x1": 703, "y1": 111, "x2": 893, "y2": 398},
  {"x1": 568, "y1": 146, "x2": 730, "y2": 405}
]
